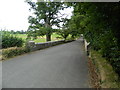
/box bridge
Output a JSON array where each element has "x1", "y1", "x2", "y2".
[{"x1": 2, "y1": 39, "x2": 89, "y2": 88}]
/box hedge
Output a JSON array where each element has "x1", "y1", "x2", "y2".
[{"x1": 2, "y1": 34, "x2": 24, "y2": 48}]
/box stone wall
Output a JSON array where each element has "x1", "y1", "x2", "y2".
[{"x1": 27, "y1": 40, "x2": 65, "y2": 51}]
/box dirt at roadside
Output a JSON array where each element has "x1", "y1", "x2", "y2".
[{"x1": 88, "y1": 57, "x2": 101, "y2": 89}]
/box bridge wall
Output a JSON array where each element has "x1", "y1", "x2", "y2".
[{"x1": 27, "y1": 40, "x2": 65, "y2": 51}]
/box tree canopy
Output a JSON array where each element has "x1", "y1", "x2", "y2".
[
  {"x1": 27, "y1": 1, "x2": 67, "y2": 41},
  {"x1": 69, "y1": 2, "x2": 120, "y2": 75}
]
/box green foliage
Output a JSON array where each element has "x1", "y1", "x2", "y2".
[
  {"x1": 2, "y1": 47, "x2": 30, "y2": 60},
  {"x1": 6, "y1": 33, "x2": 62, "y2": 43},
  {"x1": 27, "y1": 26, "x2": 51, "y2": 40},
  {"x1": 2, "y1": 32, "x2": 24, "y2": 48},
  {"x1": 70, "y1": 2, "x2": 120, "y2": 76},
  {"x1": 1, "y1": 30, "x2": 26, "y2": 34},
  {"x1": 90, "y1": 50, "x2": 120, "y2": 88},
  {"x1": 27, "y1": 1, "x2": 66, "y2": 41},
  {"x1": 11, "y1": 30, "x2": 26, "y2": 34},
  {"x1": 56, "y1": 29, "x2": 70, "y2": 40},
  {"x1": 68, "y1": 15, "x2": 84, "y2": 38}
]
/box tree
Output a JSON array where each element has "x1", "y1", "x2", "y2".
[
  {"x1": 68, "y1": 15, "x2": 84, "y2": 39},
  {"x1": 69, "y1": 2, "x2": 120, "y2": 75},
  {"x1": 56, "y1": 18, "x2": 70, "y2": 40},
  {"x1": 57, "y1": 29, "x2": 70, "y2": 40},
  {"x1": 27, "y1": 1, "x2": 66, "y2": 41}
]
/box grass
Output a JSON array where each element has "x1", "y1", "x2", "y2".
[
  {"x1": 90, "y1": 50, "x2": 120, "y2": 88},
  {"x1": 13, "y1": 33, "x2": 62, "y2": 43},
  {"x1": 2, "y1": 47, "x2": 29, "y2": 60},
  {"x1": 14, "y1": 34, "x2": 27, "y2": 40}
]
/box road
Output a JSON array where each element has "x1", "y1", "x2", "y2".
[{"x1": 2, "y1": 39, "x2": 89, "y2": 88}]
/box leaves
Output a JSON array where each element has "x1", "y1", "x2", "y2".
[
  {"x1": 27, "y1": 1, "x2": 66, "y2": 41},
  {"x1": 70, "y1": 2, "x2": 120, "y2": 75},
  {"x1": 2, "y1": 32, "x2": 24, "y2": 48}
]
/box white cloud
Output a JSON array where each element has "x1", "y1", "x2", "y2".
[
  {"x1": 0, "y1": 1, "x2": 73, "y2": 31},
  {"x1": 0, "y1": 0, "x2": 31, "y2": 31}
]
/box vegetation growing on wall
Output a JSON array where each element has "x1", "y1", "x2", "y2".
[{"x1": 68, "y1": 2, "x2": 120, "y2": 76}]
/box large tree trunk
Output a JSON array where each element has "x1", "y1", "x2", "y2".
[
  {"x1": 46, "y1": 33, "x2": 51, "y2": 41},
  {"x1": 45, "y1": 18, "x2": 52, "y2": 42}
]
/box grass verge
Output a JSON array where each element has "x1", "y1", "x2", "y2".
[
  {"x1": 88, "y1": 50, "x2": 120, "y2": 88},
  {"x1": 1, "y1": 47, "x2": 30, "y2": 60}
]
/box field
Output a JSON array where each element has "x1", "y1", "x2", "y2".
[{"x1": 13, "y1": 33, "x2": 62, "y2": 43}]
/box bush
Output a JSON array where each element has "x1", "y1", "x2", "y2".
[
  {"x1": 2, "y1": 33, "x2": 24, "y2": 48},
  {"x1": 2, "y1": 47, "x2": 30, "y2": 60}
]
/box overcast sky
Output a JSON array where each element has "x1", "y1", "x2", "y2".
[{"x1": 0, "y1": 0, "x2": 73, "y2": 31}]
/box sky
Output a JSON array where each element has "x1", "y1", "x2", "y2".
[{"x1": 0, "y1": 0, "x2": 73, "y2": 31}]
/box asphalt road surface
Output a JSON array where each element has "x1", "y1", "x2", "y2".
[{"x1": 2, "y1": 39, "x2": 89, "y2": 88}]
